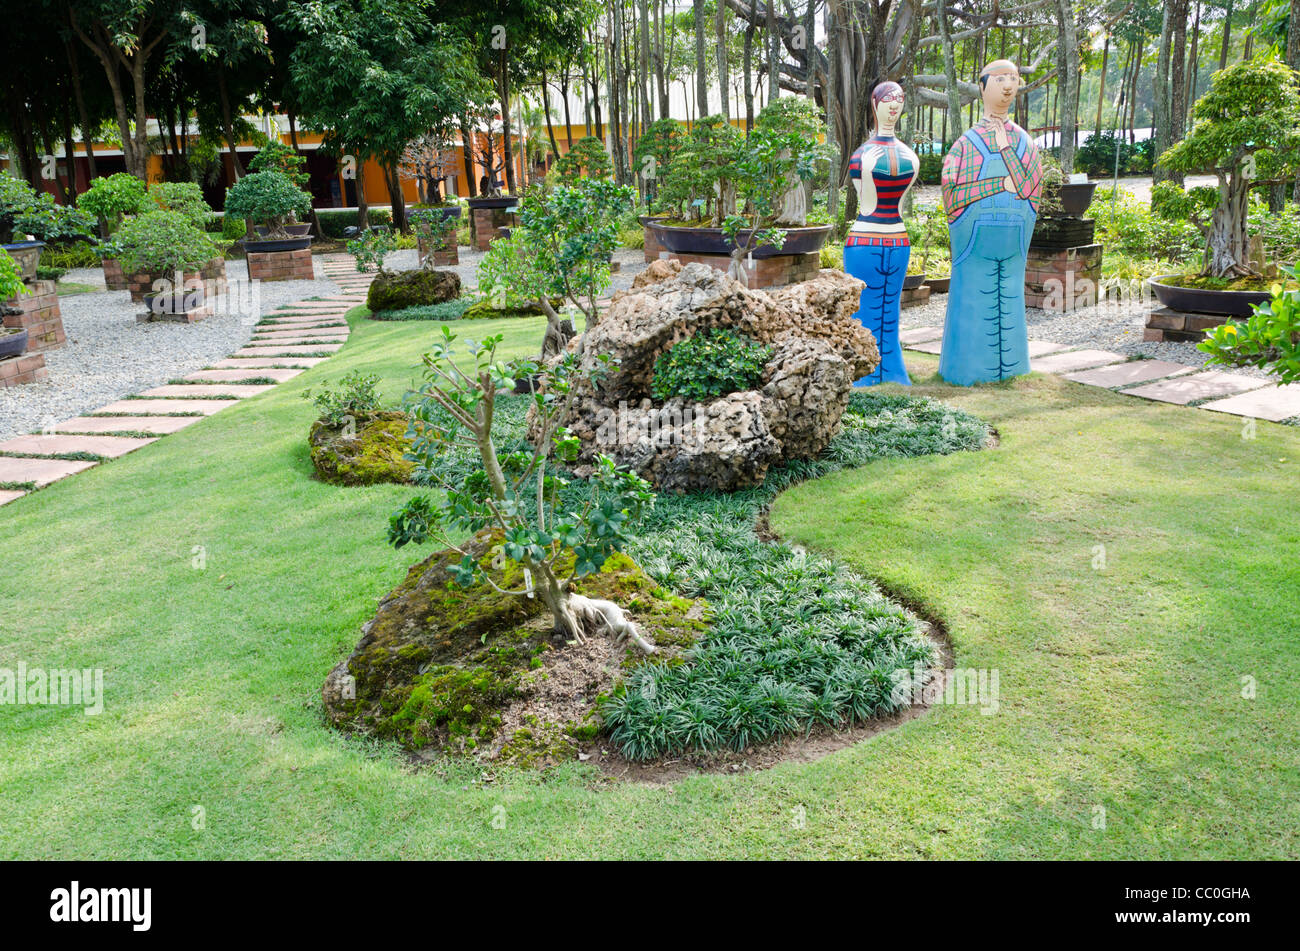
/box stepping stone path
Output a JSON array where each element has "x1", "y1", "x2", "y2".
[
  {"x1": 1, "y1": 254, "x2": 371, "y2": 507},
  {"x1": 901, "y1": 326, "x2": 1297, "y2": 425}
]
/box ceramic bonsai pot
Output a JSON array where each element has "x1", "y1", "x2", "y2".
[
  {"x1": 242, "y1": 235, "x2": 314, "y2": 253},
  {"x1": 648, "y1": 222, "x2": 831, "y2": 259},
  {"x1": 466, "y1": 196, "x2": 518, "y2": 210},
  {"x1": 903, "y1": 273, "x2": 926, "y2": 290},
  {"x1": 926, "y1": 276, "x2": 951, "y2": 294},
  {"x1": 1148, "y1": 275, "x2": 1273, "y2": 318},
  {"x1": 255, "y1": 223, "x2": 313, "y2": 238},
  {"x1": 1057, "y1": 182, "x2": 1098, "y2": 218},
  {"x1": 0, "y1": 326, "x2": 28, "y2": 359},
  {"x1": 1, "y1": 241, "x2": 45, "y2": 282}
]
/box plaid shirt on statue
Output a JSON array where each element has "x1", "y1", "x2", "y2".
[{"x1": 940, "y1": 119, "x2": 1043, "y2": 223}]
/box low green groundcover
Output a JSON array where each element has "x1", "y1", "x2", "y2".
[
  {"x1": 368, "y1": 298, "x2": 473, "y2": 321},
  {"x1": 364, "y1": 389, "x2": 989, "y2": 763}
]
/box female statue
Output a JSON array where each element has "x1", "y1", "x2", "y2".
[{"x1": 845, "y1": 81, "x2": 919, "y2": 386}]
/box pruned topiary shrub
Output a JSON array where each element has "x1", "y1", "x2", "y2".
[{"x1": 365, "y1": 268, "x2": 461, "y2": 312}]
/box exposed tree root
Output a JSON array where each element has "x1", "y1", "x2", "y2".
[{"x1": 566, "y1": 594, "x2": 658, "y2": 654}]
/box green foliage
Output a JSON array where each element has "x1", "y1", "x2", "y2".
[
  {"x1": 39, "y1": 243, "x2": 100, "y2": 270},
  {"x1": 221, "y1": 214, "x2": 248, "y2": 240},
  {"x1": 1076, "y1": 131, "x2": 1154, "y2": 176},
  {"x1": 1093, "y1": 192, "x2": 1203, "y2": 266},
  {"x1": 146, "y1": 182, "x2": 213, "y2": 230},
  {"x1": 0, "y1": 248, "x2": 28, "y2": 301},
  {"x1": 819, "y1": 243, "x2": 844, "y2": 270},
  {"x1": 651, "y1": 328, "x2": 773, "y2": 402},
  {"x1": 1199, "y1": 267, "x2": 1300, "y2": 383},
  {"x1": 0, "y1": 173, "x2": 94, "y2": 245},
  {"x1": 632, "y1": 118, "x2": 686, "y2": 192},
  {"x1": 1151, "y1": 180, "x2": 1218, "y2": 225},
  {"x1": 408, "y1": 207, "x2": 458, "y2": 254},
  {"x1": 347, "y1": 228, "x2": 397, "y2": 273},
  {"x1": 223, "y1": 170, "x2": 312, "y2": 232},
  {"x1": 1248, "y1": 199, "x2": 1300, "y2": 266},
  {"x1": 369, "y1": 298, "x2": 472, "y2": 321},
  {"x1": 917, "y1": 152, "x2": 944, "y2": 185},
  {"x1": 302, "y1": 370, "x2": 383, "y2": 426},
  {"x1": 247, "y1": 141, "x2": 309, "y2": 188},
  {"x1": 75, "y1": 173, "x2": 149, "y2": 234},
  {"x1": 554, "y1": 136, "x2": 612, "y2": 183},
  {"x1": 315, "y1": 208, "x2": 393, "y2": 238},
  {"x1": 656, "y1": 114, "x2": 743, "y2": 223},
  {"x1": 1161, "y1": 57, "x2": 1300, "y2": 183},
  {"x1": 105, "y1": 210, "x2": 218, "y2": 274}
]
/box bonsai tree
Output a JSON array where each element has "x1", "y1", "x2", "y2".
[
  {"x1": 656, "y1": 114, "x2": 742, "y2": 224},
  {"x1": 632, "y1": 118, "x2": 685, "y2": 201},
  {"x1": 75, "y1": 173, "x2": 149, "y2": 237},
  {"x1": 478, "y1": 179, "x2": 635, "y2": 355},
  {"x1": 408, "y1": 207, "x2": 457, "y2": 265},
  {"x1": 1199, "y1": 267, "x2": 1300, "y2": 383},
  {"x1": 388, "y1": 327, "x2": 658, "y2": 652},
  {"x1": 346, "y1": 228, "x2": 397, "y2": 275},
  {"x1": 754, "y1": 97, "x2": 825, "y2": 226},
  {"x1": 1159, "y1": 57, "x2": 1300, "y2": 279},
  {"x1": 146, "y1": 182, "x2": 214, "y2": 231},
  {"x1": 247, "y1": 141, "x2": 310, "y2": 188},
  {"x1": 223, "y1": 170, "x2": 312, "y2": 239},
  {"x1": 107, "y1": 209, "x2": 218, "y2": 277},
  {"x1": 1, "y1": 173, "x2": 95, "y2": 246},
  {"x1": 553, "y1": 136, "x2": 613, "y2": 184}
]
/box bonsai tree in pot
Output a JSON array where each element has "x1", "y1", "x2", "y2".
[
  {"x1": 224, "y1": 170, "x2": 313, "y2": 244},
  {"x1": 553, "y1": 136, "x2": 613, "y2": 184},
  {"x1": 108, "y1": 209, "x2": 219, "y2": 315},
  {"x1": 1157, "y1": 57, "x2": 1300, "y2": 284},
  {"x1": 656, "y1": 114, "x2": 741, "y2": 225},
  {"x1": 75, "y1": 172, "x2": 148, "y2": 238},
  {"x1": 146, "y1": 181, "x2": 214, "y2": 231},
  {"x1": 632, "y1": 118, "x2": 685, "y2": 205},
  {"x1": 1, "y1": 172, "x2": 95, "y2": 280}
]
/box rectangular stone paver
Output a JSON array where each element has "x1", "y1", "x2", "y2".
[
  {"x1": 1026, "y1": 340, "x2": 1069, "y2": 357},
  {"x1": 209, "y1": 357, "x2": 328, "y2": 369},
  {"x1": 0, "y1": 456, "x2": 96, "y2": 487},
  {"x1": 1031, "y1": 348, "x2": 1126, "y2": 374},
  {"x1": 900, "y1": 326, "x2": 943, "y2": 345},
  {"x1": 1063, "y1": 360, "x2": 1197, "y2": 388},
  {"x1": 93, "y1": 398, "x2": 239, "y2": 416},
  {"x1": 0, "y1": 489, "x2": 26, "y2": 505},
  {"x1": 232, "y1": 345, "x2": 342, "y2": 357},
  {"x1": 1125, "y1": 371, "x2": 1268, "y2": 405},
  {"x1": 261, "y1": 316, "x2": 349, "y2": 325},
  {"x1": 1200, "y1": 384, "x2": 1300, "y2": 422},
  {"x1": 55, "y1": 415, "x2": 203, "y2": 435},
  {"x1": 906, "y1": 339, "x2": 945, "y2": 354},
  {"x1": 183, "y1": 368, "x2": 305, "y2": 383},
  {"x1": 139, "y1": 384, "x2": 276, "y2": 399},
  {"x1": 253, "y1": 328, "x2": 349, "y2": 339},
  {"x1": 0, "y1": 433, "x2": 155, "y2": 458}
]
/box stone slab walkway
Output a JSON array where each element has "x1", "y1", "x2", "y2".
[
  {"x1": 1, "y1": 254, "x2": 370, "y2": 507},
  {"x1": 903, "y1": 326, "x2": 1299, "y2": 425}
]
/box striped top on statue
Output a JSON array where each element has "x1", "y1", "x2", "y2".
[{"x1": 846, "y1": 136, "x2": 917, "y2": 245}]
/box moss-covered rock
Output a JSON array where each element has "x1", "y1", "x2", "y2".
[
  {"x1": 308, "y1": 410, "x2": 413, "y2": 486},
  {"x1": 365, "y1": 268, "x2": 461, "y2": 312},
  {"x1": 321, "y1": 531, "x2": 708, "y2": 760},
  {"x1": 460, "y1": 297, "x2": 562, "y2": 321}
]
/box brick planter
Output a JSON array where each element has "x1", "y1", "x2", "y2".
[
  {"x1": 901, "y1": 285, "x2": 932, "y2": 309},
  {"x1": 664, "y1": 250, "x2": 821, "y2": 288},
  {"x1": 470, "y1": 205, "x2": 517, "y2": 252},
  {"x1": 102, "y1": 257, "x2": 128, "y2": 291},
  {"x1": 0, "y1": 352, "x2": 47, "y2": 387},
  {"x1": 417, "y1": 235, "x2": 459, "y2": 266},
  {"x1": 124, "y1": 263, "x2": 226, "y2": 303},
  {"x1": 1024, "y1": 243, "x2": 1103, "y2": 312},
  {"x1": 247, "y1": 248, "x2": 316, "y2": 282},
  {"x1": 2, "y1": 280, "x2": 65, "y2": 352}
]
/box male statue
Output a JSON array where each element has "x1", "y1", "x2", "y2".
[{"x1": 938, "y1": 59, "x2": 1043, "y2": 386}]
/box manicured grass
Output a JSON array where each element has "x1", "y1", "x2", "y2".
[
  {"x1": 1, "y1": 315, "x2": 1296, "y2": 859},
  {"x1": 55, "y1": 281, "x2": 99, "y2": 297}
]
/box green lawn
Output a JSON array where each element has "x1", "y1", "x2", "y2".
[{"x1": 1, "y1": 311, "x2": 1297, "y2": 859}]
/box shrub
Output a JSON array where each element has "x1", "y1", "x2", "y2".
[
  {"x1": 220, "y1": 214, "x2": 247, "y2": 240},
  {"x1": 147, "y1": 182, "x2": 213, "y2": 230},
  {"x1": 651, "y1": 328, "x2": 773, "y2": 402},
  {"x1": 75, "y1": 173, "x2": 148, "y2": 235},
  {"x1": 819, "y1": 243, "x2": 844, "y2": 270},
  {"x1": 369, "y1": 298, "x2": 472, "y2": 321},
  {"x1": 554, "y1": 135, "x2": 613, "y2": 183},
  {"x1": 917, "y1": 152, "x2": 944, "y2": 185},
  {"x1": 0, "y1": 173, "x2": 95, "y2": 246},
  {"x1": 314, "y1": 208, "x2": 392, "y2": 238},
  {"x1": 223, "y1": 170, "x2": 312, "y2": 236},
  {"x1": 365, "y1": 268, "x2": 461, "y2": 311},
  {"x1": 346, "y1": 228, "x2": 397, "y2": 273},
  {"x1": 1248, "y1": 199, "x2": 1300, "y2": 266},
  {"x1": 1093, "y1": 192, "x2": 1203, "y2": 266},
  {"x1": 107, "y1": 209, "x2": 218, "y2": 274},
  {"x1": 0, "y1": 248, "x2": 27, "y2": 301},
  {"x1": 40, "y1": 242, "x2": 101, "y2": 270},
  {"x1": 302, "y1": 370, "x2": 383, "y2": 426},
  {"x1": 1199, "y1": 266, "x2": 1300, "y2": 383}
]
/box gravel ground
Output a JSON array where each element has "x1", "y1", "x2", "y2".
[{"x1": 0, "y1": 259, "x2": 341, "y2": 441}]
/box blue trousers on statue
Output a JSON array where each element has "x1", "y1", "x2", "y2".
[
  {"x1": 939, "y1": 132, "x2": 1036, "y2": 386},
  {"x1": 845, "y1": 240, "x2": 911, "y2": 387}
]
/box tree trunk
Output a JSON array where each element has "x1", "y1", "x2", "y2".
[
  {"x1": 1153, "y1": 6, "x2": 1174, "y2": 183},
  {"x1": 1204, "y1": 174, "x2": 1252, "y2": 277},
  {"x1": 1055, "y1": 0, "x2": 1080, "y2": 173},
  {"x1": 765, "y1": 0, "x2": 779, "y2": 103},
  {"x1": 460, "y1": 118, "x2": 478, "y2": 198},
  {"x1": 355, "y1": 154, "x2": 370, "y2": 231},
  {"x1": 1094, "y1": 32, "x2": 1110, "y2": 134},
  {"x1": 386, "y1": 163, "x2": 407, "y2": 234},
  {"x1": 1220, "y1": 0, "x2": 1234, "y2": 70},
  {"x1": 64, "y1": 36, "x2": 97, "y2": 180},
  {"x1": 825, "y1": 0, "x2": 840, "y2": 227},
  {"x1": 541, "y1": 70, "x2": 560, "y2": 159},
  {"x1": 693, "y1": 0, "x2": 709, "y2": 115},
  {"x1": 716, "y1": 2, "x2": 730, "y2": 121},
  {"x1": 218, "y1": 70, "x2": 243, "y2": 183},
  {"x1": 936, "y1": 0, "x2": 965, "y2": 140},
  {"x1": 1168, "y1": 0, "x2": 1190, "y2": 187},
  {"x1": 498, "y1": 51, "x2": 517, "y2": 194}
]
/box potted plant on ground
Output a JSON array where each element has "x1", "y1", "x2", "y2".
[
  {"x1": 0, "y1": 247, "x2": 30, "y2": 358},
  {"x1": 1147, "y1": 58, "x2": 1300, "y2": 317},
  {"x1": 224, "y1": 170, "x2": 314, "y2": 252},
  {"x1": 108, "y1": 209, "x2": 219, "y2": 318}
]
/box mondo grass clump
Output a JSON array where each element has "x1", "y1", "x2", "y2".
[
  {"x1": 369, "y1": 298, "x2": 474, "y2": 322},
  {"x1": 425, "y1": 388, "x2": 989, "y2": 762}
]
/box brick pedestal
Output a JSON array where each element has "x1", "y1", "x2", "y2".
[
  {"x1": 664, "y1": 250, "x2": 821, "y2": 288},
  {"x1": 1143, "y1": 306, "x2": 1230, "y2": 343},
  {"x1": 125, "y1": 259, "x2": 228, "y2": 302},
  {"x1": 901, "y1": 285, "x2": 932, "y2": 309},
  {"x1": 247, "y1": 248, "x2": 315, "y2": 282},
  {"x1": 0, "y1": 352, "x2": 47, "y2": 387},
  {"x1": 1024, "y1": 243, "x2": 1103, "y2": 312},
  {"x1": 417, "y1": 236, "x2": 459, "y2": 266},
  {"x1": 471, "y1": 206, "x2": 516, "y2": 252},
  {"x1": 2, "y1": 280, "x2": 65, "y2": 351},
  {"x1": 643, "y1": 224, "x2": 665, "y2": 263},
  {"x1": 102, "y1": 257, "x2": 128, "y2": 291}
]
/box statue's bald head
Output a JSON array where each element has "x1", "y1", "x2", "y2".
[{"x1": 979, "y1": 60, "x2": 1020, "y2": 88}]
